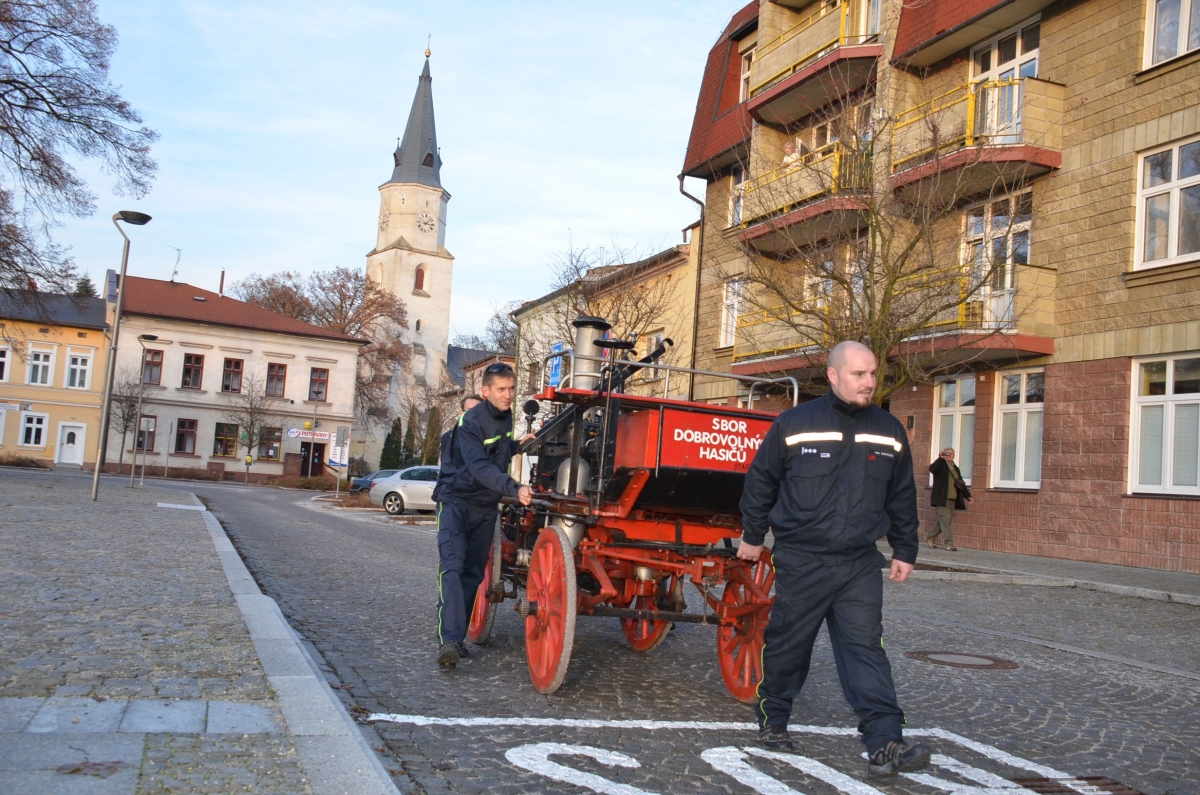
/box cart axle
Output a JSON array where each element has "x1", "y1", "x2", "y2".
[{"x1": 587, "y1": 605, "x2": 718, "y2": 625}]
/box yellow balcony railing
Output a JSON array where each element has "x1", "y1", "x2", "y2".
[
  {"x1": 740, "y1": 142, "x2": 871, "y2": 226},
  {"x1": 731, "y1": 273, "x2": 1018, "y2": 364},
  {"x1": 733, "y1": 300, "x2": 831, "y2": 363},
  {"x1": 890, "y1": 77, "x2": 1064, "y2": 173},
  {"x1": 750, "y1": 0, "x2": 880, "y2": 97}
]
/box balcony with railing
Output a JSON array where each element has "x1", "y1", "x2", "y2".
[
  {"x1": 890, "y1": 77, "x2": 1064, "y2": 196},
  {"x1": 729, "y1": 271, "x2": 1053, "y2": 376},
  {"x1": 739, "y1": 142, "x2": 872, "y2": 254},
  {"x1": 747, "y1": 0, "x2": 883, "y2": 127}
]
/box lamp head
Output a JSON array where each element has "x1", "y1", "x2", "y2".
[
  {"x1": 138, "y1": 334, "x2": 158, "y2": 341},
  {"x1": 113, "y1": 210, "x2": 152, "y2": 226}
]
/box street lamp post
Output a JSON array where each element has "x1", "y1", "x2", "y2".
[
  {"x1": 131, "y1": 334, "x2": 158, "y2": 488},
  {"x1": 92, "y1": 210, "x2": 152, "y2": 501}
]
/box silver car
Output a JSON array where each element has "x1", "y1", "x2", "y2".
[{"x1": 369, "y1": 465, "x2": 440, "y2": 515}]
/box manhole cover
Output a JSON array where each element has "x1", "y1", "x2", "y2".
[{"x1": 905, "y1": 651, "x2": 1018, "y2": 670}]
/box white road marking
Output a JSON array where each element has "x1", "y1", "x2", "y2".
[
  {"x1": 505, "y1": 743, "x2": 658, "y2": 795},
  {"x1": 701, "y1": 747, "x2": 806, "y2": 795},
  {"x1": 368, "y1": 714, "x2": 854, "y2": 734},
  {"x1": 157, "y1": 503, "x2": 206, "y2": 511},
  {"x1": 747, "y1": 747, "x2": 884, "y2": 795},
  {"x1": 925, "y1": 754, "x2": 1023, "y2": 789},
  {"x1": 372, "y1": 714, "x2": 1100, "y2": 795}
]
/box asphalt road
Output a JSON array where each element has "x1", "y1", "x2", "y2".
[{"x1": 168, "y1": 479, "x2": 1200, "y2": 795}]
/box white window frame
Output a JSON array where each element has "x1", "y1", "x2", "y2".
[
  {"x1": 739, "y1": 48, "x2": 755, "y2": 102},
  {"x1": 991, "y1": 368, "x2": 1045, "y2": 489},
  {"x1": 932, "y1": 376, "x2": 977, "y2": 486},
  {"x1": 1135, "y1": 133, "x2": 1200, "y2": 270},
  {"x1": 1144, "y1": 0, "x2": 1200, "y2": 67},
  {"x1": 27, "y1": 347, "x2": 54, "y2": 386},
  {"x1": 66, "y1": 353, "x2": 92, "y2": 390},
  {"x1": 20, "y1": 411, "x2": 48, "y2": 448},
  {"x1": 1129, "y1": 353, "x2": 1200, "y2": 495},
  {"x1": 962, "y1": 190, "x2": 1031, "y2": 327},
  {"x1": 0, "y1": 342, "x2": 9, "y2": 383},
  {"x1": 720, "y1": 277, "x2": 744, "y2": 348},
  {"x1": 729, "y1": 166, "x2": 745, "y2": 227},
  {"x1": 970, "y1": 16, "x2": 1041, "y2": 81}
]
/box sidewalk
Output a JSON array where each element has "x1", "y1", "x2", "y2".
[
  {"x1": 0, "y1": 473, "x2": 400, "y2": 795},
  {"x1": 901, "y1": 541, "x2": 1200, "y2": 605}
]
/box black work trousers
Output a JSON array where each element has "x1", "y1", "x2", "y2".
[
  {"x1": 436, "y1": 501, "x2": 496, "y2": 646},
  {"x1": 755, "y1": 548, "x2": 904, "y2": 753}
]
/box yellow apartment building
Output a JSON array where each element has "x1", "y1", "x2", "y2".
[
  {"x1": 0, "y1": 291, "x2": 108, "y2": 468},
  {"x1": 682, "y1": 0, "x2": 1200, "y2": 572},
  {"x1": 512, "y1": 237, "x2": 699, "y2": 404}
]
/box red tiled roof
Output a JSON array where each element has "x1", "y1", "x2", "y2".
[
  {"x1": 120, "y1": 276, "x2": 365, "y2": 344},
  {"x1": 893, "y1": 0, "x2": 1009, "y2": 63},
  {"x1": 681, "y1": 2, "x2": 758, "y2": 179}
]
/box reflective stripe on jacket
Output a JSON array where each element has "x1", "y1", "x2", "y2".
[
  {"x1": 438, "y1": 400, "x2": 521, "y2": 508},
  {"x1": 739, "y1": 391, "x2": 920, "y2": 565}
]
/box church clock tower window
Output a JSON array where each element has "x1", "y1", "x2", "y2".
[{"x1": 414, "y1": 266, "x2": 426, "y2": 292}]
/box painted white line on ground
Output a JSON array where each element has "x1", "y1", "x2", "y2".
[
  {"x1": 157, "y1": 502, "x2": 206, "y2": 511},
  {"x1": 506, "y1": 743, "x2": 656, "y2": 795},
  {"x1": 371, "y1": 714, "x2": 1100, "y2": 795},
  {"x1": 748, "y1": 747, "x2": 885, "y2": 795},
  {"x1": 368, "y1": 714, "x2": 855, "y2": 734}
]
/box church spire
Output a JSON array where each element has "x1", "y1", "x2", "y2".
[{"x1": 389, "y1": 55, "x2": 442, "y2": 189}]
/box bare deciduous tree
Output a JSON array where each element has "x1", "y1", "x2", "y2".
[
  {"x1": 220, "y1": 373, "x2": 284, "y2": 482},
  {"x1": 452, "y1": 300, "x2": 520, "y2": 354},
  {"x1": 722, "y1": 70, "x2": 1046, "y2": 403},
  {"x1": 108, "y1": 367, "x2": 141, "y2": 471},
  {"x1": 229, "y1": 271, "x2": 312, "y2": 320},
  {"x1": 0, "y1": 0, "x2": 158, "y2": 292},
  {"x1": 232, "y1": 267, "x2": 409, "y2": 425},
  {"x1": 516, "y1": 243, "x2": 688, "y2": 398},
  {"x1": 395, "y1": 373, "x2": 461, "y2": 465}
]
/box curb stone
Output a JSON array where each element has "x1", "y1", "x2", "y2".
[
  {"x1": 192, "y1": 493, "x2": 402, "y2": 795},
  {"x1": 886, "y1": 552, "x2": 1200, "y2": 606}
]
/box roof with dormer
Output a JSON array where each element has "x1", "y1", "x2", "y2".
[{"x1": 387, "y1": 57, "x2": 443, "y2": 189}]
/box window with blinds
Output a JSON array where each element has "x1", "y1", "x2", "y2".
[{"x1": 1132, "y1": 355, "x2": 1200, "y2": 494}]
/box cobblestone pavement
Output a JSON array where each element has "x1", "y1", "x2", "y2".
[
  {"x1": 0, "y1": 471, "x2": 310, "y2": 794},
  {"x1": 199, "y1": 482, "x2": 1200, "y2": 795}
]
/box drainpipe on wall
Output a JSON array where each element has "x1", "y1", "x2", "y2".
[{"x1": 679, "y1": 173, "x2": 705, "y2": 402}]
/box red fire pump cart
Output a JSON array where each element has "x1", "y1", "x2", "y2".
[{"x1": 466, "y1": 316, "x2": 796, "y2": 701}]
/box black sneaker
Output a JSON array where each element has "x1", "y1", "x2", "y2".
[
  {"x1": 455, "y1": 641, "x2": 470, "y2": 660},
  {"x1": 437, "y1": 643, "x2": 459, "y2": 668},
  {"x1": 758, "y1": 725, "x2": 795, "y2": 751},
  {"x1": 867, "y1": 740, "x2": 931, "y2": 777}
]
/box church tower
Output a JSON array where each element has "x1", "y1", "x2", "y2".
[{"x1": 366, "y1": 53, "x2": 454, "y2": 392}]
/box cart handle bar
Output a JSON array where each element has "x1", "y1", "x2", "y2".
[{"x1": 541, "y1": 349, "x2": 799, "y2": 408}]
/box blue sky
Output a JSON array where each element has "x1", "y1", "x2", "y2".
[{"x1": 56, "y1": 1, "x2": 733, "y2": 337}]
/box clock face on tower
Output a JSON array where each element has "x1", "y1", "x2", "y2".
[
  {"x1": 378, "y1": 211, "x2": 389, "y2": 232},
  {"x1": 416, "y1": 212, "x2": 436, "y2": 233}
]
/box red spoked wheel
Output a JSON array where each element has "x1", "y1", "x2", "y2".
[
  {"x1": 620, "y1": 575, "x2": 675, "y2": 652},
  {"x1": 524, "y1": 526, "x2": 577, "y2": 694},
  {"x1": 466, "y1": 521, "x2": 502, "y2": 644},
  {"x1": 717, "y1": 552, "x2": 775, "y2": 703}
]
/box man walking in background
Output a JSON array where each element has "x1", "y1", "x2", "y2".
[{"x1": 926, "y1": 447, "x2": 971, "y2": 551}]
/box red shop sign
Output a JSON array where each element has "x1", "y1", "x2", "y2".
[{"x1": 658, "y1": 408, "x2": 773, "y2": 472}]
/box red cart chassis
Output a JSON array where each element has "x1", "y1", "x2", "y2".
[{"x1": 466, "y1": 320, "x2": 796, "y2": 701}]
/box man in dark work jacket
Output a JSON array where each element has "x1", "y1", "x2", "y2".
[
  {"x1": 431, "y1": 393, "x2": 482, "y2": 506},
  {"x1": 435, "y1": 365, "x2": 531, "y2": 668},
  {"x1": 737, "y1": 340, "x2": 931, "y2": 778}
]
